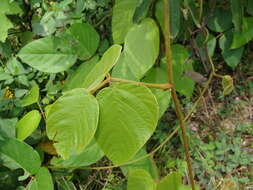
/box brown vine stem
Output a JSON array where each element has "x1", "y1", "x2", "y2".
[{"x1": 163, "y1": 0, "x2": 196, "y2": 189}]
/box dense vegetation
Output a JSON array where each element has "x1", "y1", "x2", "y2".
[{"x1": 0, "y1": 0, "x2": 252, "y2": 189}]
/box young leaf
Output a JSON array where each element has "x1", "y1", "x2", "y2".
[
  {"x1": 80, "y1": 44, "x2": 122, "y2": 91},
  {"x1": 18, "y1": 37, "x2": 77, "y2": 73},
  {"x1": 127, "y1": 169, "x2": 156, "y2": 190},
  {"x1": 112, "y1": 18, "x2": 159, "y2": 81},
  {"x1": 96, "y1": 83, "x2": 159, "y2": 165},
  {"x1": 155, "y1": 0, "x2": 181, "y2": 38},
  {"x1": 0, "y1": 137, "x2": 41, "y2": 175},
  {"x1": 222, "y1": 75, "x2": 234, "y2": 96},
  {"x1": 230, "y1": 0, "x2": 244, "y2": 32},
  {"x1": 50, "y1": 140, "x2": 104, "y2": 167},
  {"x1": 21, "y1": 83, "x2": 40, "y2": 107},
  {"x1": 156, "y1": 172, "x2": 182, "y2": 190},
  {"x1": 27, "y1": 167, "x2": 53, "y2": 190},
  {"x1": 112, "y1": 0, "x2": 139, "y2": 44},
  {"x1": 67, "y1": 23, "x2": 100, "y2": 60},
  {"x1": 46, "y1": 88, "x2": 99, "y2": 159},
  {"x1": 231, "y1": 17, "x2": 253, "y2": 49},
  {"x1": 16, "y1": 110, "x2": 41, "y2": 141},
  {"x1": 219, "y1": 30, "x2": 244, "y2": 69}
]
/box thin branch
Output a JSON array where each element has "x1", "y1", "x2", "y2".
[{"x1": 163, "y1": 0, "x2": 196, "y2": 189}]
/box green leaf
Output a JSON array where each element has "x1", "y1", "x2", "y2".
[
  {"x1": 18, "y1": 37, "x2": 77, "y2": 73},
  {"x1": 96, "y1": 83, "x2": 159, "y2": 164},
  {"x1": 112, "y1": 18, "x2": 159, "y2": 81},
  {"x1": 21, "y1": 83, "x2": 40, "y2": 107},
  {"x1": 127, "y1": 169, "x2": 156, "y2": 190},
  {"x1": 156, "y1": 172, "x2": 182, "y2": 190},
  {"x1": 0, "y1": 137, "x2": 41, "y2": 175},
  {"x1": 46, "y1": 88, "x2": 99, "y2": 159},
  {"x1": 28, "y1": 167, "x2": 53, "y2": 190},
  {"x1": 76, "y1": 44, "x2": 122, "y2": 91},
  {"x1": 50, "y1": 140, "x2": 104, "y2": 167},
  {"x1": 231, "y1": 17, "x2": 253, "y2": 48},
  {"x1": 121, "y1": 148, "x2": 159, "y2": 180},
  {"x1": 222, "y1": 75, "x2": 234, "y2": 96},
  {"x1": 0, "y1": 118, "x2": 17, "y2": 138},
  {"x1": 195, "y1": 33, "x2": 217, "y2": 58},
  {"x1": 247, "y1": 0, "x2": 253, "y2": 16},
  {"x1": 0, "y1": 14, "x2": 13, "y2": 42},
  {"x1": 0, "y1": 0, "x2": 23, "y2": 15},
  {"x1": 184, "y1": 0, "x2": 201, "y2": 28},
  {"x1": 16, "y1": 110, "x2": 41, "y2": 141},
  {"x1": 155, "y1": 0, "x2": 181, "y2": 38},
  {"x1": 112, "y1": 0, "x2": 139, "y2": 44},
  {"x1": 133, "y1": 0, "x2": 153, "y2": 24},
  {"x1": 219, "y1": 30, "x2": 244, "y2": 69},
  {"x1": 142, "y1": 67, "x2": 171, "y2": 118},
  {"x1": 207, "y1": 8, "x2": 232, "y2": 32},
  {"x1": 56, "y1": 178, "x2": 77, "y2": 190},
  {"x1": 67, "y1": 23, "x2": 100, "y2": 60},
  {"x1": 230, "y1": 0, "x2": 244, "y2": 32}
]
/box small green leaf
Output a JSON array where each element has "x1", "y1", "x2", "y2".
[
  {"x1": 46, "y1": 88, "x2": 99, "y2": 159},
  {"x1": 112, "y1": 0, "x2": 139, "y2": 44},
  {"x1": 0, "y1": 137, "x2": 41, "y2": 175},
  {"x1": 67, "y1": 23, "x2": 100, "y2": 60},
  {"x1": 96, "y1": 83, "x2": 159, "y2": 164},
  {"x1": 127, "y1": 169, "x2": 156, "y2": 190},
  {"x1": 156, "y1": 172, "x2": 182, "y2": 190},
  {"x1": 27, "y1": 167, "x2": 53, "y2": 190},
  {"x1": 18, "y1": 37, "x2": 77, "y2": 73},
  {"x1": 207, "y1": 8, "x2": 232, "y2": 32},
  {"x1": 112, "y1": 18, "x2": 159, "y2": 81},
  {"x1": 222, "y1": 75, "x2": 234, "y2": 96},
  {"x1": 219, "y1": 30, "x2": 244, "y2": 69},
  {"x1": 0, "y1": 13, "x2": 13, "y2": 42},
  {"x1": 231, "y1": 17, "x2": 253, "y2": 49},
  {"x1": 0, "y1": 118, "x2": 17, "y2": 138},
  {"x1": 21, "y1": 83, "x2": 40, "y2": 107},
  {"x1": 16, "y1": 110, "x2": 41, "y2": 141},
  {"x1": 79, "y1": 44, "x2": 122, "y2": 91},
  {"x1": 155, "y1": 0, "x2": 181, "y2": 38},
  {"x1": 50, "y1": 140, "x2": 104, "y2": 167}
]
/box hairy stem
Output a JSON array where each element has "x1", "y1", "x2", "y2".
[{"x1": 163, "y1": 0, "x2": 196, "y2": 189}]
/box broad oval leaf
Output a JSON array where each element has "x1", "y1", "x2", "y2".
[
  {"x1": 112, "y1": 18, "x2": 159, "y2": 81},
  {"x1": 21, "y1": 83, "x2": 40, "y2": 107},
  {"x1": 127, "y1": 169, "x2": 156, "y2": 190},
  {"x1": 77, "y1": 44, "x2": 122, "y2": 91},
  {"x1": 50, "y1": 140, "x2": 104, "y2": 167},
  {"x1": 0, "y1": 137, "x2": 41, "y2": 175},
  {"x1": 46, "y1": 88, "x2": 99, "y2": 159},
  {"x1": 67, "y1": 23, "x2": 100, "y2": 60},
  {"x1": 16, "y1": 110, "x2": 41, "y2": 141},
  {"x1": 112, "y1": 0, "x2": 139, "y2": 44},
  {"x1": 27, "y1": 167, "x2": 53, "y2": 190},
  {"x1": 18, "y1": 37, "x2": 77, "y2": 73},
  {"x1": 95, "y1": 83, "x2": 159, "y2": 164}
]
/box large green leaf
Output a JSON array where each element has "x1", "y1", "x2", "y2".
[
  {"x1": 207, "y1": 8, "x2": 232, "y2": 32},
  {"x1": 142, "y1": 67, "x2": 171, "y2": 118},
  {"x1": 67, "y1": 23, "x2": 100, "y2": 60},
  {"x1": 78, "y1": 44, "x2": 122, "y2": 91},
  {"x1": 112, "y1": 0, "x2": 139, "y2": 44},
  {"x1": 27, "y1": 167, "x2": 53, "y2": 190},
  {"x1": 230, "y1": 0, "x2": 244, "y2": 32},
  {"x1": 127, "y1": 169, "x2": 156, "y2": 190},
  {"x1": 231, "y1": 17, "x2": 253, "y2": 49},
  {"x1": 219, "y1": 30, "x2": 244, "y2": 69},
  {"x1": 112, "y1": 18, "x2": 159, "y2": 80},
  {"x1": 21, "y1": 83, "x2": 40, "y2": 107},
  {"x1": 96, "y1": 83, "x2": 159, "y2": 164},
  {"x1": 63, "y1": 56, "x2": 99, "y2": 91},
  {"x1": 155, "y1": 0, "x2": 181, "y2": 38},
  {"x1": 156, "y1": 172, "x2": 182, "y2": 190},
  {"x1": 16, "y1": 110, "x2": 41, "y2": 141},
  {"x1": 50, "y1": 140, "x2": 104, "y2": 167},
  {"x1": 18, "y1": 37, "x2": 77, "y2": 73},
  {"x1": 0, "y1": 137, "x2": 41, "y2": 175},
  {"x1": 46, "y1": 89, "x2": 99, "y2": 159}
]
